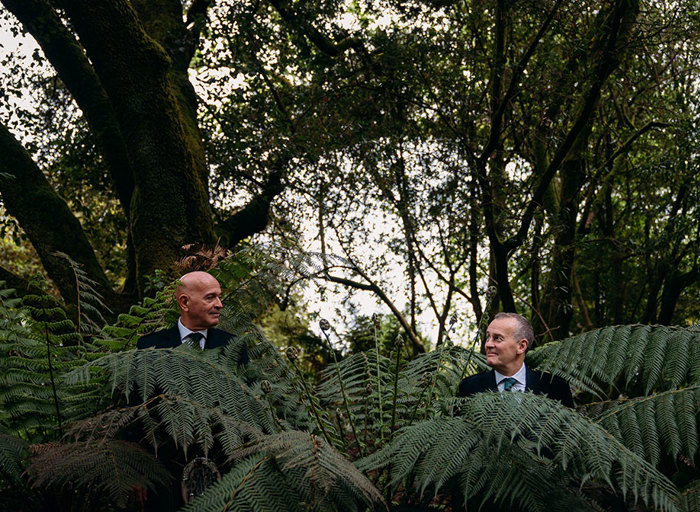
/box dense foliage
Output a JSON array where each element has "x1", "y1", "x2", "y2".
[
  {"x1": 0, "y1": 266, "x2": 697, "y2": 511},
  {"x1": 1, "y1": 0, "x2": 699, "y2": 342}
]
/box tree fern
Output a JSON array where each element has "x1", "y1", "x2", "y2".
[
  {"x1": 0, "y1": 282, "x2": 103, "y2": 437},
  {"x1": 184, "y1": 430, "x2": 385, "y2": 512},
  {"x1": 0, "y1": 434, "x2": 28, "y2": 484},
  {"x1": 182, "y1": 453, "x2": 305, "y2": 512},
  {"x1": 96, "y1": 284, "x2": 178, "y2": 352},
  {"x1": 54, "y1": 251, "x2": 110, "y2": 336},
  {"x1": 528, "y1": 325, "x2": 700, "y2": 397},
  {"x1": 584, "y1": 385, "x2": 700, "y2": 467},
  {"x1": 359, "y1": 393, "x2": 680, "y2": 512},
  {"x1": 26, "y1": 439, "x2": 171, "y2": 508},
  {"x1": 67, "y1": 345, "x2": 276, "y2": 457},
  {"x1": 678, "y1": 480, "x2": 700, "y2": 512}
]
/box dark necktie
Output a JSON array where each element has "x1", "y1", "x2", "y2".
[
  {"x1": 185, "y1": 332, "x2": 205, "y2": 349},
  {"x1": 502, "y1": 377, "x2": 517, "y2": 392}
]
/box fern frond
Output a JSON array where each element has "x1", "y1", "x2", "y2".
[
  {"x1": 528, "y1": 325, "x2": 700, "y2": 397},
  {"x1": 585, "y1": 385, "x2": 700, "y2": 466},
  {"x1": 94, "y1": 288, "x2": 178, "y2": 351},
  {"x1": 67, "y1": 347, "x2": 275, "y2": 456},
  {"x1": 27, "y1": 439, "x2": 171, "y2": 508},
  {"x1": 359, "y1": 393, "x2": 680, "y2": 512},
  {"x1": 183, "y1": 453, "x2": 306, "y2": 512},
  {"x1": 55, "y1": 251, "x2": 111, "y2": 334},
  {"x1": 230, "y1": 430, "x2": 385, "y2": 510},
  {"x1": 678, "y1": 479, "x2": 700, "y2": 512},
  {"x1": 0, "y1": 434, "x2": 28, "y2": 482},
  {"x1": 0, "y1": 285, "x2": 103, "y2": 436}
]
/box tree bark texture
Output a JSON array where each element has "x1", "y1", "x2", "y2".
[{"x1": 0, "y1": 0, "x2": 286, "y2": 309}]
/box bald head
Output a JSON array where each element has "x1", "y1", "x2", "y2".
[{"x1": 176, "y1": 271, "x2": 223, "y2": 330}]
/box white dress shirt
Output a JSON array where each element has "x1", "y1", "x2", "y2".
[
  {"x1": 494, "y1": 363, "x2": 527, "y2": 393},
  {"x1": 177, "y1": 318, "x2": 208, "y2": 349}
]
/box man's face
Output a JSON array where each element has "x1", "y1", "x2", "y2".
[
  {"x1": 484, "y1": 317, "x2": 528, "y2": 375},
  {"x1": 178, "y1": 273, "x2": 223, "y2": 330}
]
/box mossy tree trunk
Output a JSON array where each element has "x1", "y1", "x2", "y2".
[{"x1": 0, "y1": 0, "x2": 282, "y2": 312}]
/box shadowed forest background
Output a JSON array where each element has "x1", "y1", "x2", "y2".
[{"x1": 0, "y1": 0, "x2": 698, "y2": 511}]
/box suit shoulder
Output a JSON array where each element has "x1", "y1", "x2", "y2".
[
  {"x1": 457, "y1": 371, "x2": 493, "y2": 397},
  {"x1": 136, "y1": 327, "x2": 173, "y2": 349},
  {"x1": 209, "y1": 327, "x2": 233, "y2": 338},
  {"x1": 459, "y1": 371, "x2": 490, "y2": 385},
  {"x1": 536, "y1": 371, "x2": 569, "y2": 388},
  {"x1": 533, "y1": 370, "x2": 574, "y2": 407}
]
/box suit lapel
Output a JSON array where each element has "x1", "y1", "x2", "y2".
[
  {"x1": 205, "y1": 328, "x2": 232, "y2": 349},
  {"x1": 525, "y1": 367, "x2": 540, "y2": 393},
  {"x1": 486, "y1": 370, "x2": 498, "y2": 391},
  {"x1": 163, "y1": 325, "x2": 181, "y2": 348}
]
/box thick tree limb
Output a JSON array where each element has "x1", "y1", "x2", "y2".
[
  {"x1": 130, "y1": 0, "x2": 210, "y2": 183},
  {"x1": 1, "y1": 0, "x2": 134, "y2": 216},
  {"x1": 59, "y1": 0, "x2": 216, "y2": 286},
  {"x1": 0, "y1": 122, "x2": 121, "y2": 311},
  {"x1": 507, "y1": 0, "x2": 640, "y2": 254},
  {"x1": 216, "y1": 156, "x2": 287, "y2": 247}
]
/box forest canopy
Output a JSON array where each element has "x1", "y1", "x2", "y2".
[
  {"x1": 0, "y1": 0, "x2": 699, "y2": 342},
  {"x1": 1, "y1": 2, "x2": 700, "y2": 511}
]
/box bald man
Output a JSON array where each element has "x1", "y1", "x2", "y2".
[{"x1": 137, "y1": 271, "x2": 249, "y2": 364}]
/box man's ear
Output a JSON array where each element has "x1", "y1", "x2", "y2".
[
  {"x1": 516, "y1": 338, "x2": 528, "y2": 354},
  {"x1": 177, "y1": 294, "x2": 189, "y2": 311}
]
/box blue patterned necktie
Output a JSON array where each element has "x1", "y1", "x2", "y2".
[
  {"x1": 185, "y1": 332, "x2": 205, "y2": 349},
  {"x1": 502, "y1": 377, "x2": 517, "y2": 392}
]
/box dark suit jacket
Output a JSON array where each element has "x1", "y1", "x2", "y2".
[
  {"x1": 137, "y1": 325, "x2": 249, "y2": 366},
  {"x1": 457, "y1": 367, "x2": 573, "y2": 407}
]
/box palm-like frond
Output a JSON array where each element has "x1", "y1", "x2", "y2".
[
  {"x1": 182, "y1": 453, "x2": 305, "y2": 512},
  {"x1": 27, "y1": 440, "x2": 171, "y2": 508},
  {"x1": 528, "y1": 325, "x2": 700, "y2": 397},
  {"x1": 0, "y1": 434, "x2": 28, "y2": 483},
  {"x1": 583, "y1": 385, "x2": 700, "y2": 466},
  {"x1": 184, "y1": 431, "x2": 386, "y2": 512},
  {"x1": 678, "y1": 480, "x2": 700, "y2": 512},
  {"x1": 245, "y1": 339, "x2": 320, "y2": 433},
  {"x1": 227, "y1": 430, "x2": 384, "y2": 511},
  {"x1": 359, "y1": 392, "x2": 680, "y2": 512},
  {"x1": 96, "y1": 287, "x2": 178, "y2": 351},
  {"x1": 67, "y1": 346, "x2": 277, "y2": 457},
  {"x1": 0, "y1": 285, "x2": 104, "y2": 436},
  {"x1": 55, "y1": 251, "x2": 111, "y2": 334}
]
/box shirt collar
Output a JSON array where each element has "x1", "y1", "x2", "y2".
[
  {"x1": 177, "y1": 318, "x2": 208, "y2": 344},
  {"x1": 494, "y1": 363, "x2": 527, "y2": 387}
]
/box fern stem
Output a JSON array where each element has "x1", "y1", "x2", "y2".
[
  {"x1": 321, "y1": 329, "x2": 364, "y2": 457},
  {"x1": 423, "y1": 340, "x2": 447, "y2": 420},
  {"x1": 69, "y1": 259, "x2": 82, "y2": 340},
  {"x1": 334, "y1": 409, "x2": 349, "y2": 452},
  {"x1": 390, "y1": 336, "x2": 403, "y2": 436},
  {"x1": 289, "y1": 359, "x2": 333, "y2": 447},
  {"x1": 42, "y1": 315, "x2": 64, "y2": 436},
  {"x1": 262, "y1": 396, "x2": 284, "y2": 432},
  {"x1": 407, "y1": 385, "x2": 428, "y2": 427},
  {"x1": 373, "y1": 320, "x2": 385, "y2": 444},
  {"x1": 223, "y1": 455, "x2": 269, "y2": 511},
  {"x1": 362, "y1": 353, "x2": 373, "y2": 449}
]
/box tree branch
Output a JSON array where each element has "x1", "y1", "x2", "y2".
[
  {"x1": 0, "y1": 122, "x2": 121, "y2": 311},
  {"x1": 216, "y1": 155, "x2": 287, "y2": 247},
  {"x1": 506, "y1": 0, "x2": 641, "y2": 254},
  {"x1": 267, "y1": 0, "x2": 367, "y2": 58},
  {"x1": 1, "y1": 0, "x2": 134, "y2": 216}
]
